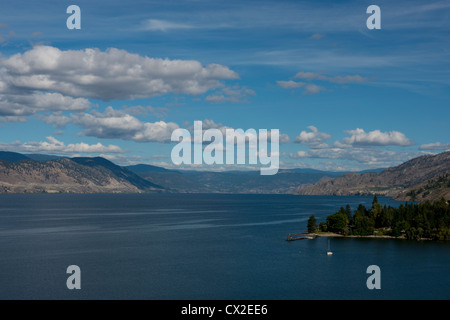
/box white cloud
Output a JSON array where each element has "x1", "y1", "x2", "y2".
[
  {"x1": 342, "y1": 128, "x2": 414, "y2": 146},
  {"x1": 289, "y1": 150, "x2": 309, "y2": 159},
  {"x1": 294, "y1": 126, "x2": 331, "y2": 148},
  {"x1": 72, "y1": 107, "x2": 179, "y2": 143},
  {"x1": 419, "y1": 142, "x2": 450, "y2": 151},
  {"x1": 290, "y1": 146, "x2": 421, "y2": 167},
  {"x1": 205, "y1": 86, "x2": 256, "y2": 103},
  {"x1": 304, "y1": 84, "x2": 324, "y2": 95},
  {"x1": 0, "y1": 92, "x2": 91, "y2": 116},
  {"x1": 277, "y1": 80, "x2": 323, "y2": 95},
  {"x1": 289, "y1": 126, "x2": 419, "y2": 169},
  {"x1": 42, "y1": 111, "x2": 289, "y2": 145},
  {"x1": 0, "y1": 136, "x2": 123, "y2": 154},
  {"x1": 187, "y1": 119, "x2": 290, "y2": 144},
  {"x1": 132, "y1": 121, "x2": 180, "y2": 143},
  {"x1": 276, "y1": 80, "x2": 306, "y2": 89},
  {"x1": 38, "y1": 112, "x2": 72, "y2": 128},
  {"x1": 121, "y1": 105, "x2": 169, "y2": 119},
  {"x1": 0, "y1": 116, "x2": 26, "y2": 123},
  {"x1": 0, "y1": 45, "x2": 239, "y2": 101}
]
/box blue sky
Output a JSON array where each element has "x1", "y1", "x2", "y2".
[{"x1": 0, "y1": 0, "x2": 449, "y2": 171}]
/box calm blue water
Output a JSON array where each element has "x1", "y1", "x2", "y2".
[{"x1": 0, "y1": 194, "x2": 448, "y2": 300}]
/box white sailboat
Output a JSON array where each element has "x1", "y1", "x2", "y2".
[{"x1": 327, "y1": 238, "x2": 333, "y2": 255}]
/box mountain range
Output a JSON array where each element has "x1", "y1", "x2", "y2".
[
  {"x1": 125, "y1": 166, "x2": 345, "y2": 194},
  {"x1": 0, "y1": 151, "x2": 343, "y2": 194},
  {"x1": 297, "y1": 151, "x2": 450, "y2": 202},
  {"x1": 0, "y1": 150, "x2": 449, "y2": 201}
]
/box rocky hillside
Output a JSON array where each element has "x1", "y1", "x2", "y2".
[
  {"x1": 394, "y1": 172, "x2": 450, "y2": 202},
  {"x1": 0, "y1": 157, "x2": 164, "y2": 194},
  {"x1": 297, "y1": 151, "x2": 450, "y2": 200}
]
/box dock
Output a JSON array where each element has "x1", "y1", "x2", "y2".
[{"x1": 286, "y1": 233, "x2": 317, "y2": 241}]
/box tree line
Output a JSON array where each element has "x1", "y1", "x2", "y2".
[{"x1": 307, "y1": 196, "x2": 450, "y2": 241}]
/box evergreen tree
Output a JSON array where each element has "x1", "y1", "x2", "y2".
[
  {"x1": 372, "y1": 195, "x2": 378, "y2": 206},
  {"x1": 307, "y1": 215, "x2": 318, "y2": 233},
  {"x1": 345, "y1": 204, "x2": 352, "y2": 222}
]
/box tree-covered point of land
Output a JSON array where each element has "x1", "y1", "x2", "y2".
[{"x1": 311, "y1": 197, "x2": 450, "y2": 241}]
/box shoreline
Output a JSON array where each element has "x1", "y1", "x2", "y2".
[{"x1": 306, "y1": 232, "x2": 432, "y2": 241}]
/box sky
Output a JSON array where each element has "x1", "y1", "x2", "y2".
[{"x1": 0, "y1": 0, "x2": 449, "y2": 172}]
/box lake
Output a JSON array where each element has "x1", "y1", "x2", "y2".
[{"x1": 0, "y1": 193, "x2": 448, "y2": 300}]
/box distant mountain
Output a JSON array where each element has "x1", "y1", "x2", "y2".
[
  {"x1": 281, "y1": 168, "x2": 341, "y2": 174},
  {"x1": 126, "y1": 164, "x2": 176, "y2": 173},
  {"x1": 26, "y1": 154, "x2": 65, "y2": 161},
  {"x1": 0, "y1": 156, "x2": 164, "y2": 194},
  {"x1": 284, "y1": 167, "x2": 386, "y2": 174},
  {"x1": 131, "y1": 169, "x2": 342, "y2": 194},
  {"x1": 0, "y1": 151, "x2": 64, "y2": 162},
  {"x1": 0, "y1": 151, "x2": 31, "y2": 162},
  {"x1": 297, "y1": 151, "x2": 450, "y2": 201}
]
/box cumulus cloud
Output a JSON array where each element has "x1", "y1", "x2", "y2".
[
  {"x1": 42, "y1": 110, "x2": 288, "y2": 146},
  {"x1": 419, "y1": 142, "x2": 450, "y2": 151},
  {"x1": 121, "y1": 105, "x2": 169, "y2": 119},
  {"x1": 205, "y1": 86, "x2": 256, "y2": 103},
  {"x1": 0, "y1": 45, "x2": 239, "y2": 101},
  {"x1": 38, "y1": 112, "x2": 71, "y2": 128},
  {"x1": 294, "y1": 126, "x2": 331, "y2": 148},
  {"x1": 290, "y1": 146, "x2": 420, "y2": 167},
  {"x1": 289, "y1": 126, "x2": 418, "y2": 169},
  {"x1": 289, "y1": 150, "x2": 309, "y2": 159},
  {"x1": 0, "y1": 92, "x2": 90, "y2": 117},
  {"x1": 0, "y1": 115, "x2": 26, "y2": 123},
  {"x1": 187, "y1": 119, "x2": 290, "y2": 144},
  {"x1": 71, "y1": 107, "x2": 179, "y2": 143},
  {"x1": 342, "y1": 128, "x2": 414, "y2": 146},
  {"x1": 0, "y1": 136, "x2": 123, "y2": 154}
]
